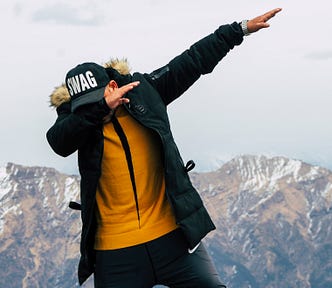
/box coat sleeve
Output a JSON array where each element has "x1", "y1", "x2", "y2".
[
  {"x1": 147, "y1": 22, "x2": 244, "y2": 105},
  {"x1": 46, "y1": 100, "x2": 110, "y2": 157}
]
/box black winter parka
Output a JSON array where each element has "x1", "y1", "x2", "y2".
[{"x1": 46, "y1": 22, "x2": 244, "y2": 285}]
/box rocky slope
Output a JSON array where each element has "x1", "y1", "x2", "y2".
[
  {"x1": 192, "y1": 155, "x2": 332, "y2": 288},
  {"x1": 0, "y1": 163, "x2": 84, "y2": 287},
  {"x1": 1, "y1": 155, "x2": 331, "y2": 287}
]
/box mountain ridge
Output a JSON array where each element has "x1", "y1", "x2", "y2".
[
  {"x1": 1, "y1": 155, "x2": 332, "y2": 287},
  {"x1": 191, "y1": 155, "x2": 332, "y2": 287}
]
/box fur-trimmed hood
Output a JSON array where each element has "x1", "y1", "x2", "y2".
[{"x1": 49, "y1": 59, "x2": 131, "y2": 108}]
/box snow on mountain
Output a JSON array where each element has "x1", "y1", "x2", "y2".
[
  {"x1": 0, "y1": 166, "x2": 11, "y2": 200},
  {"x1": 1, "y1": 156, "x2": 332, "y2": 287},
  {"x1": 191, "y1": 155, "x2": 332, "y2": 287}
]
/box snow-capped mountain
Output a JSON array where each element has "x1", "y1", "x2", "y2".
[
  {"x1": 1, "y1": 155, "x2": 332, "y2": 287},
  {"x1": 0, "y1": 163, "x2": 84, "y2": 287},
  {"x1": 191, "y1": 155, "x2": 332, "y2": 287}
]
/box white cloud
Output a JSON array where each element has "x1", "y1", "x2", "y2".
[{"x1": 32, "y1": 3, "x2": 104, "y2": 26}]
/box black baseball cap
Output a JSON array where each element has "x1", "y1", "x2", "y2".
[{"x1": 65, "y1": 62, "x2": 110, "y2": 111}]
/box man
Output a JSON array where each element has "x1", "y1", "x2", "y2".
[{"x1": 47, "y1": 8, "x2": 282, "y2": 288}]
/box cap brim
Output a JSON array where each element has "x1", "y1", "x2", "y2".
[{"x1": 71, "y1": 86, "x2": 105, "y2": 112}]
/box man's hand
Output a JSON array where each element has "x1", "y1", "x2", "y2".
[
  {"x1": 104, "y1": 80, "x2": 140, "y2": 110},
  {"x1": 247, "y1": 8, "x2": 282, "y2": 34}
]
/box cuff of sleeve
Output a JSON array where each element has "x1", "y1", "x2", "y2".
[
  {"x1": 74, "y1": 98, "x2": 111, "y2": 125},
  {"x1": 240, "y1": 20, "x2": 251, "y2": 36}
]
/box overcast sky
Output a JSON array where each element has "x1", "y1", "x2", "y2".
[{"x1": 0, "y1": 0, "x2": 331, "y2": 174}]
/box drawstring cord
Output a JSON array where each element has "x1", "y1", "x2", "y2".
[{"x1": 111, "y1": 115, "x2": 141, "y2": 228}]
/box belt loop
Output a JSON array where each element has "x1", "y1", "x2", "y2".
[
  {"x1": 69, "y1": 201, "x2": 82, "y2": 211},
  {"x1": 185, "y1": 160, "x2": 195, "y2": 172}
]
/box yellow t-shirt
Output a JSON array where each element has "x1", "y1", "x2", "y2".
[{"x1": 94, "y1": 106, "x2": 178, "y2": 250}]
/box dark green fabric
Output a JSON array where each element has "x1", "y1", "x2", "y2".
[{"x1": 46, "y1": 22, "x2": 243, "y2": 285}]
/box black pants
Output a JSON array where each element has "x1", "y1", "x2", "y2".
[{"x1": 94, "y1": 229, "x2": 226, "y2": 288}]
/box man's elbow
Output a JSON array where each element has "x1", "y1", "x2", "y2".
[{"x1": 46, "y1": 131, "x2": 75, "y2": 158}]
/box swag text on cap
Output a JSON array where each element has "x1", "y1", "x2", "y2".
[{"x1": 67, "y1": 71, "x2": 98, "y2": 96}]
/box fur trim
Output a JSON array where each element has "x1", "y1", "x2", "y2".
[
  {"x1": 103, "y1": 58, "x2": 131, "y2": 75},
  {"x1": 49, "y1": 84, "x2": 70, "y2": 108},
  {"x1": 49, "y1": 59, "x2": 131, "y2": 108}
]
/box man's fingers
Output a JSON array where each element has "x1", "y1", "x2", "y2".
[
  {"x1": 248, "y1": 8, "x2": 282, "y2": 33},
  {"x1": 260, "y1": 23, "x2": 270, "y2": 29},
  {"x1": 120, "y1": 98, "x2": 130, "y2": 104},
  {"x1": 104, "y1": 81, "x2": 140, "y2": 109},
  {"x1": 264, "y1": 8, "x2": 282, "y2": 22},
  {"x1": 120, "y1": 81, "x2": 140, "y2": 94}
]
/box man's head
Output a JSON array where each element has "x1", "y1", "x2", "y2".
[{"x1": 65, "y1": 62, "x2": 110, "y2": 112}]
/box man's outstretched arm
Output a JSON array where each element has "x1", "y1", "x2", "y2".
[{"x1": 149, "y1": 8, "x2": 282, "y2": 105}]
